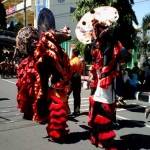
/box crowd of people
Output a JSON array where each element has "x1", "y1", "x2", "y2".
[
  {"x1": 0, "y1": 49, "x2": 26, "y2": 78},
  {"x1": 88, "y1": 61, "x2": 150, "y2": 106}
]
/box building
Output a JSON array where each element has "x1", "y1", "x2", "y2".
[
  {"x1": 2, "y1": 0, "x2": 78, "y2": 37},
  {"x1": 2, "y1": 0, "x2": 34, "y2": 27}
]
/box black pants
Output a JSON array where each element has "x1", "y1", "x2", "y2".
[{"x1": 71, "y1": 73, "x2": 81, "y2": 113}]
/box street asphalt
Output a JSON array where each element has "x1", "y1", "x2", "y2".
[{"x1": 0, "y1": 78, "x2": 150, "y2": 150}]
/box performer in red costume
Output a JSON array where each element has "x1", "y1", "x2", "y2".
[
  {"x1": 75, "y1": 6, "x2": 129, "y2": 149},
  {"x1": 16, "y1": 26, "x2": 40, "y2": 120},
  {"x1": 33, "y1": 28, "x2": 72, "y2": 142},
  {"x1": 16, "y1": 25, "x2": 71, "y2": 141},
  {"x1": 88, "y1": 45, "x2": 102, "y2": 95}
]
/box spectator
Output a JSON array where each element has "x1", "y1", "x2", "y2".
[
  {"x1": 132, "y1": 62, "x2": 140, "y2": 76},
  {"x1": 127, "y1": 70, "x2": 140, "y2": 98},
  {"x1": 116, "y1": 68, "x2": 127, "y2": 106},
  {"x1": 70, "y1": 49, "x2": 83, "y2": 116},
  {"x1": 143, "y1": 63, "x2": 150, "y2": 91}
]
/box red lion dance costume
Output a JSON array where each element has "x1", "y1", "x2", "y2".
[
  {"x1": 16, "y1": 27, "x2": 40, "y2": 120},
  {"x1": 33, "y1": 28, "x2": 71, "y2": 142},
  {"x1": 75, "y1": 6, "x2": 129, "y2": 149},
  {"x1": 16, "y1": 26, "x2": 71, "y2": 142}
]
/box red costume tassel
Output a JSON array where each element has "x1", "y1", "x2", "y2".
[
  {"x1": 98, "y1": 130, "x2": 116, "y2": 141},
  {"x1": 94, "y1": 115, "x2": 111, "y2": 125}
]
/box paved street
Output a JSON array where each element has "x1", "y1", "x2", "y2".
[{"x1": 0, "y1": 78, "x2": 150, "y2": 150}]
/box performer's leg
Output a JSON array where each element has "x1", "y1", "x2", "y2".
[
  {"x1": 47, "y1": 92, "x2": 69, "y2": 142},
  {"x1": 88, "y1": 97, "x2": 116, "y2": 148},
  {"x1": 73, "y1": 87, "x2": 81, "y2": 115}
]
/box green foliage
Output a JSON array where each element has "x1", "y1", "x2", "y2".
[
  {"x1": 139, "y1": 13, "x2": 150, "y2": 54},
  {"x1": 73, "y1": 0, "x2": 105, "y2": 21},
  {"x1": 142, "y1": 13, "x2": 150, "y2": 37},
  {"x1": 71, "y1": 38, "x2": 86, "y2": 56},
  {"x1": 142, "y1": 13, "x2": 150, "y2": 30},
  {"x1": 73, "y1": 0, "x2": 138, "y2": 49}
]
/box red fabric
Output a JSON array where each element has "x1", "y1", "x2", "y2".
[
  {"x1": 32, "y1": 30, "x2": 71, "y2": 141},
  {"x1": 114, "y1": 41, "x2": 123, "y2": 56},
  {"x1": 98, "y1": 41, "x2": 123, "y2": 88},
  {"x1": 49, "y1": 124, "x2": 67, "y2": 130},
  {"x1": 88, "y1": 97, "x2": 116, "y2": 146},
  {"x1": 50, "y1": 109, "x2": 66, "y2": 117},
  {"x1": 99, "y1": 71, "x2": 119, "y2": 88},
  {"x1": 49, "y1": 103, "x2": 64, "y2": 110},
  {"x1": 94, "y1": 115, "x2": 111, "y2": 125},
  {"x1": 89, "y1": 80, "x2": 98, "y2": 88},
  {"x1": 49, "y1": 95, "x2": 63, "y2": 105},
  {"x1": 98, "y1": 131, "x2": 116, "y2": 141},
  {"x1": 46, "y1": 93, "x2": 68, "y2": 140},
  {"x1": 91, "y1": 49, "x2": 103, "y2": 70},
  {"x1": 48, "y1": 130, "x2": 61, "y2": 139},
  {"x1": 50, "y1": 117, "x2": 67, "y2": 124},
  {"x1": 88, "y1": 96, "x2": 95, "y2": 126},
  {"x1": 16, "y1": 57, "x2": 39, "y2": 119},
  {"x1": 89, "y1": 65, "x2": 98, "y2": 88}
]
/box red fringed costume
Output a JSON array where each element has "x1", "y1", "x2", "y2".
[
  {"x1": 33, "y1": 29, "x2": 71, "y2": 142},
  {"x1": 16, "y1": 27, "x2": 39, "y2": 120},
  {"x1": 88, "y1": 41, "x2": 124, "y2": 148},
  {"x1": 75, "y1": 6, "x2": 129, "y2": 149},
  {"x1": 16, "y1": 56, "x2": 40, "y2": 120},
  {"x1": 16, "y1": 26, "x2": 71, "y2": 141}
]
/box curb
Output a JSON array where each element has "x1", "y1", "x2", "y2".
[{"x1": 135, "y1": 91, "x2": 150, "y2": 103}]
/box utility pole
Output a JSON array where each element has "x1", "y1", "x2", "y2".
[{"x1": 24, "y1": 0, "x2": 27, "y2": 26}]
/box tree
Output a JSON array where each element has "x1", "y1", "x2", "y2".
[
  {"x1": 73, "y1": 0, "x2": 138, "y2": 49},
  {"x1": 142, "y1": 13, "x2": 150, "y2": 38},
  {"x1": 113, "y1": 0, "x2": 138, "y2": 49},
  {"x1": 141, "y1": 14, "x2": 150, "y2": 55},
  {"x1": 0, "y1": 1, "x2": 7, "y2": 30}
]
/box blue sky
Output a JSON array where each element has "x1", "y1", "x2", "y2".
[{"x1": 132, "y1": 0, "x2": 150, "y2": 26}]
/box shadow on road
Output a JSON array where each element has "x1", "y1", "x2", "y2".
[
  {"x1": 68, "y1": 116, "x2": 79, "y2": 122},
  {"x1": 119, "y1": 134, "x2": 150, "y2": 150},
  {"x1": 44, "y1": 131, "x2": 89, "y2": 144},
  {"x1": 0, "y1": 98, "x2": 10, "y2": 101},
  {"x1": 116, "y1": 119, "x2": 145, "y2": 129},
  {"x1": 105, "y1": 134, "x2": 150, "y2": 150},
  {"x1": 124, "y1": 104, "x2": 145, "y2": 113},
  {"x1": 43, "y1": 125, "x2": 150, "y2": 149},
  {"x1": 118, "y1": 103, "x2": 139, "y2": 109},
  {"x1": 65, "y1": 130, "x2": 89, "y2": 144}
]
